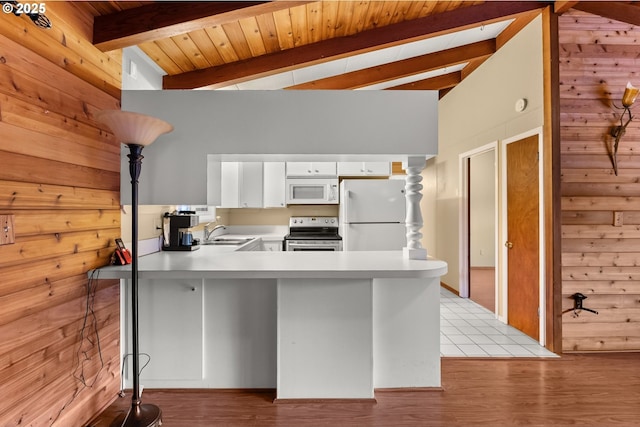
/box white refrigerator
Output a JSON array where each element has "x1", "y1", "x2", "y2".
[{"x1": 339, "y1": 179, "x2": 407, "y2": 251}]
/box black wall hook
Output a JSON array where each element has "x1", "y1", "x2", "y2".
[{"x1": 566, "y1": 293, "x2": 598, "y2": 317}]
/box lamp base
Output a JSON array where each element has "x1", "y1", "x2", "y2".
[{"x1": 120, "y1": 403, "x2": 162, "y2": 427}]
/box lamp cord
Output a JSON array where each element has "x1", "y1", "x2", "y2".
[
  {"x1": 49, "y1": 269, "x2": 105, "y2": 426},
  {"x1": 119, "y1": 353, "x2": 152, "y2": 397}
]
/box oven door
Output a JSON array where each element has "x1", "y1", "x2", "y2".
[
  {"x1": 285, "y1": 239, "x2": 343, "y2": 251},
  {"x1": 286, "y1": 178, "x2": 339, "y2": 205}
]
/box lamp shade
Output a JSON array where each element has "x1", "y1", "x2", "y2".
[
  {"x1": 622, "y1": 82, "x2": 639, "y2": 108},
  {"x1": 95, "y1": 110, "x2": 173, "y2": 146}
]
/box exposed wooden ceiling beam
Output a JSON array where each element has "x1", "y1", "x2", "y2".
[
  {"x1": 286, "y1": 39, "x2": 496, "y2": 90},
  {"x1": 93, "y1": 1, "x2": 311, "y2": 52},
  {"x1": 163, "y1": 1, "x2": 549, "y2": 90},
  {"x1": 573, "y1": 1, "x2": 640, "y2": 26},
  {"x1": 390, "y1": 10, "x2": 544, "y2": 93},
  {"x1": 387, "y1": 72, "x2": 462, "y2": 91},
  {"x1": 554, "y1": 1, "x2": 580, "y2": 15}
]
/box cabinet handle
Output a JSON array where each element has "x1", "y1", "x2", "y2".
[
  {"x1": 190, "y1": 286, "x2": 197, "y2": 292},
  {"x1": 505, "y1": 241, "x2": 513, "y2": 249}
]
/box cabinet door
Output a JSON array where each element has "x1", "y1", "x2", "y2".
[
  {"x1": 363, "y1": 162, "x2": 390, "y2": 176},
  {"x1": 286, "y1": 162, "x2": 336, "y2": 176},
  {"x1": 262, "y1": 241, "x2": 283, "y2": 251},
  {"x1": 240, "y1": 162, "x2": 263, "y2": 208},
  {"x1": 338, "y1": 162, "x2": 365, "y2": 175},
  {"x1": 207, "y1": 156, "x2": 222, "y2": 206},
  {"x1": 123, "y1": 279, "x2": 204, "y2": 383},
  {"x1": 312, "y1": 162, "x2": 337, "y2": 176},
  {"x1": 220, "y1": 162, "x2": 240, "y2": 208},
  {"x1": 286, "y1": 162, "x2": 313, "y2": 176},
  {"x1": 338, "y1": 162, "x2": 390, "y2": 176},
  {"x1": 263, "y1": 162, "x2": 286, "y2": 208}
]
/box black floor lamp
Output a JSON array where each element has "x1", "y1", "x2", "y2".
[{"x1": 95, "y1": 110, "x2": 173, "y2": 427}]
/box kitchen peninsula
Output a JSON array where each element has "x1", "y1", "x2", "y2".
[{"x1": 94, "y1": 246, "x2": 447, "y2": 399}]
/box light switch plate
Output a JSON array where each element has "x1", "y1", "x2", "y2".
[
  {"x1": 613, "y1": 211, "x2": 624, "y2": 227},
  {"x1": 0, "y1": 215, "x2": 15, "y2": 245}
]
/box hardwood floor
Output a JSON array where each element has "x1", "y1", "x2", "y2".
[
  {"x1": 470, "y1": 267, "x2": 495, "y2": 312},
  {"x1": 89, "y1": 353, "x2": 640, "y2": 427}
]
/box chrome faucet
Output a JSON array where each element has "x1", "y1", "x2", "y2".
[{"x1": 204, "y1": 223, "x2": 226, "y2": 241}]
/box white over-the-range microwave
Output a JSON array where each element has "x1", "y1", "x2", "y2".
[{"x1": 285, "y1": 178, "x2": 339, "y2": 204}]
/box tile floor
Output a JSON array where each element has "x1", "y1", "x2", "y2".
[{"x1": 440, "y1": 288, "x2": 558, "y2": 358}]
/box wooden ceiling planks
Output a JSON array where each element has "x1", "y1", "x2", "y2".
[
  {"x1": 94, "y1": 1, "x2": 486, "y2": 76},
  {"x1": 92, "y1": 1, "x2": 306, "y2": 51},
  {"x1": 82, "y1": 1, "x2": 556, "y2": 91},
  {"x1": 272, "y1": 7, "x2": 296, "y2": 50},
  {"x1": 161, "y1": 1, "x2": 545, "y2": 90}
]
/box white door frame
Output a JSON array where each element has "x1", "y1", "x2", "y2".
[
  {"x1": 458, "y1": 142, "x2": 498, "y2": 309},
  {"x1": 500, "y1": 127, "x2": 546, "y2": 345}
]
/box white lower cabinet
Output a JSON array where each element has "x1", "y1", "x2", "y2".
[
  {"x1": 122, "y1": 278, "x2": 276, "y2": 388},
  {"x1": 123, "y1": 279, "x2": 204, "y2": 385},
  {"x1": 262, "y1": 240, "x2": 283, "y2": 251},
  {"x1": 204, "y1": 279, "x2": 277, "y2": 388},
  {"x1": 237, "y1": 238, "x2": 262, "y2": 251}
]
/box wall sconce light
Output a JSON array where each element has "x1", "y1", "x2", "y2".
[{"x1": 611, "y1": 82, "x2": 639, "y2": 175}]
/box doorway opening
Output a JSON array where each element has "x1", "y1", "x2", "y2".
[
  {"x1": 458, "y1": 129, "x2": 546, "y2": 345},
  {"x1": 469, "y1": 150, "x2": 497, "y2": 312},
  {"x1": 459, "y1": 143, "x2": 498, "y2": 316}
]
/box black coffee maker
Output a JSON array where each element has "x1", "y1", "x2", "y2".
[{"x1": 162, "y1": 211, "x2": 200, "y2": 251}]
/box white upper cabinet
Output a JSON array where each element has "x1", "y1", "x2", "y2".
[
  {"x1": 220, "y1": 162, "x2": 239, "y2": 208},
  {"x1": 220, "y1": 162, "x2": 263, "y2": 208},
  {"x1": 263, "y1": 162, "x2": 286, "y2": 208},
  {"x1": 286, "y1": 162, "x2": 337, "y2": 177},
  {"x1": 338, "y1": 162, "x2": 390, "y2": 177},
  {"x1": 207, "y1": 156, "x2": 222, "y2": 206}
]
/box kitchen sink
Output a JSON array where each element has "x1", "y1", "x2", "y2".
[{"x1": 201, "y1": 237, "x2": 254, "y2": 246}]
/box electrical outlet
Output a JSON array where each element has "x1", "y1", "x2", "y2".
[{"x1": 0, "y1": 215, "x2": 15, "y2": 245}]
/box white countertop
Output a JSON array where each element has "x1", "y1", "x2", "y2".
[{"x1": 94, "y1": 246, "x2": 447, "y2": 280}]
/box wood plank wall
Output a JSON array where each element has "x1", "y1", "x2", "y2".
[
  {"x1": 559, "y1": 10, "x2": 640, "y2": 352},
  {"x1": 0, "y1": 4, "x2": 123, "y2": 426}
]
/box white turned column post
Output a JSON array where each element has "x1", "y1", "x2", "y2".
[{"x1": 402, "y1": 156, "x2": 427, "y2": 260}]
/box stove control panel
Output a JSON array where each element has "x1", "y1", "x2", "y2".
[{"x1": 289, "y1": 216, "x2": 338, "y2": 227}]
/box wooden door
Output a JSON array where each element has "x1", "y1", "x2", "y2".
[{"x1": 506, "y1": 135, "x2": 540, "y2": 340}]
